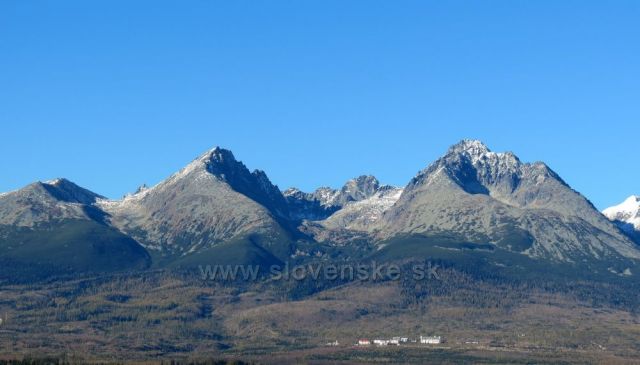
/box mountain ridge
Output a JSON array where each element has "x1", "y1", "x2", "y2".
[
  {"x1": 2, "y1": 140, "x2": 639, "y2": 280},
  {"x1": 95, "y1": 147, "x2": 293, "y2": 261},
  {"x1": 284, "y1": 175, "x2": 392, "y2": 221},
  {"x1": 376, "y1": 140, "x2": 640, "y2": 263}
]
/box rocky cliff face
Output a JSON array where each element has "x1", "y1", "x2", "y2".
[
  {"x1": 319, "y1": 186, "x2": 403, "y2": 231},
  {"x1": 284, "y1": 175, "x2": 387, "y2": 220},
  {"x1": 203, "y1": 148, "x2": 290, "y2": 219},
  {"x1": 97, "y1": 148, "x2": 291, "y2": 257},
  {"x1": 283, "y1": 187, "x2": 339, "y2": 221},
  {"x1": 377, "y1": 140, "x2": 640, "y2": 262}
]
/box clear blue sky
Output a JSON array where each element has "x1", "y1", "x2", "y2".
[{"x1": 1, "y1": 1, "x2": 638, "y2": 209}]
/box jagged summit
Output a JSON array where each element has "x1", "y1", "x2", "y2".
[
  {"x1": 379, "y1": 140, "x2": 640, "y2": 262},
  {"x1": 341, "y1": 175, "x2": 381, "y2": 202},
  {"x1": 203, "y1": 149, "x2": 288, "y2": 218},
  {"x1": 447, "y1": 139, "x2": 491, "y2": 156},
  {"x1": 204, "y1": 146, "x2": 237, "y2": 166},
  {"x1": 318, "y1": 186, "x2": 404, "y2": 232},
  {"x1": 96, "y1": 146, "x2": 292, "y2": 257},
  {"x1": 444, "y1": 139, "x2": 521, "y2": 166},
  {"x1": 167, "y1": 147, "x2": 241, "y2": 179},
  {"x1": 284, "y1": 175, "x2": 393, "y2": 221},
  {"x1": 134, "y1": 184, "x2": 148, "y2": 194},
  {"x1": 142, "y1": 146, "x2": 290, "y2": 219},
  {"x1": 3, "y1": 140, "x2": 640, "y2": 272},
  {"x1": 170, "y1": 146, "x2": 236, "y2": 177},
  {"x1": 409, "y1": 140, "x2": 570, "y2": 208},
  {"x1": 604, "y1": 195, "x2": 640, "y2": 233}
]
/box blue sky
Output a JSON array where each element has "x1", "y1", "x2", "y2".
[{"x1": 1, "y1": 1, "x2": 638, "y2": 209}]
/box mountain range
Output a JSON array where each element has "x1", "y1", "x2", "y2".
[{"x1": 1, "y1": 140, "x2": 638, "y2": 282}]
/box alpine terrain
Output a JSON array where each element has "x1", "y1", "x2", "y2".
[
  {"x1": 376, "y1": 140, "x2": 640, "y2": 270},
  {"x1": 2, "y1": 140, "x2": 639, "y2": 279},
  {"x1": 0, "y1": 178, "x2": 150, "y2": 280},
  {"x1": 2, "y1": 140, "x2": 640, "y2": 363},
  {"x1": 604, "y1": 195, "x2": 640, "y2": 243}
]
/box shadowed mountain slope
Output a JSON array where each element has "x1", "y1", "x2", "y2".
[{"x1": 0, "y1": 179, "x2": 150, "y2": 280}]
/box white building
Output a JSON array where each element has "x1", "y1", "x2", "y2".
[
  {"x1": 373, "y1": 339, "x2": 390, "y2": 346},
  {"x1": 420, "y1": 335, "x2": 442, "y2": 344},
  {"x1": 358, "y1": 339, "x2": 371, "y2": 346},
  {"x1": 391, "y1": 336, "x2": 408, "y2": 344}
]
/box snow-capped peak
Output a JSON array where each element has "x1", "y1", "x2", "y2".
[{"x1": 603, "y1": 195, "x2": 640, "y2": 231}]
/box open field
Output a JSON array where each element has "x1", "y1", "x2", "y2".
[{"x1": 1, "y1": 269, "x2": 640, "y2": 363}]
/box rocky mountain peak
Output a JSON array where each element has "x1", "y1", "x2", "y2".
[
  {"x1": 603, "y1": 195, "x2": 640, "y2": 234},
  {"x1": 284, "y1": 175, "x2": 390, "y2": 221},
  {"x1": 380, "y1": 140, "x2": 640, "y2": 263},
  {"x1": 410, "y1": 140, "x2": 571, "y2": 202},
  {"x1": 139, "y1": 146, "x2": 290, "y2": 221},
  {"x1": 447, "y1": 139, "x2": 491, "y2": 157},
  {"x1": 197, "y1": 147, "x2": 252, "y2": 179},
  {"x1": 0, "y1": 178, "x2": 105, "y2": 226},
  {"x1": 3, "y1": 140, "x2": 640, "y2": 275},
  {"x1": 444, "y1": 139, "x2": 521, "y2": 168},
  {"x1": 207, "y1": 146, "x2": 236, "y2": 162},
  {"x1": 201, "y1": 147, "x2": 241, "y2": 174},
  {"x1": 41, "y1": 178, "x2": 104, "y2": 205},
  {"x1": 340, "y1": 175, "x2": 380, "y2": 202},
  {"x1": 198, "y1": 147, "x2": 289, "y2": 218}
]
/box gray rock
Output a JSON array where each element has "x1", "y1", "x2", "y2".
[
  {"x1": 0, "y1": 178, "x2": 105, "y2": 226},
  {"x1": 376, "y1": 140, "x2": 640, "y2": 262},
  {"x1": 97, "y1": 148, "x2": 290, "y2": 257},
  {"x1": 284, "y1": 175, "x2": 386, "y2": 220}
]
